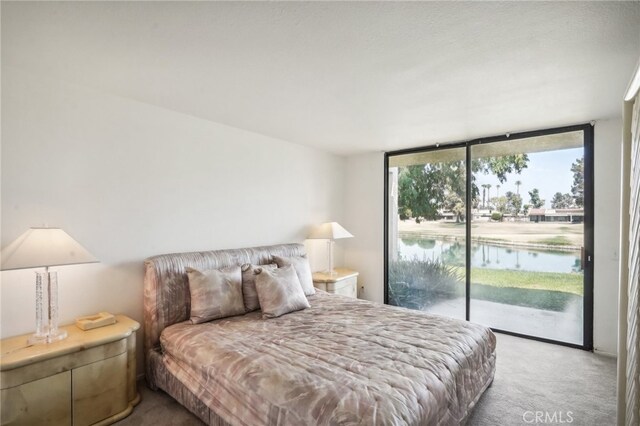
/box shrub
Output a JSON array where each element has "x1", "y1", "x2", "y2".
[
  {"x1": 388, "y1": 258, "x2": 463, "y2": 310},
  {"x1": 491, "y1": 212, "x2": 503, "y2": 221}
]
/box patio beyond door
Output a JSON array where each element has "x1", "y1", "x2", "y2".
[{"x1": 385, "y1": 125, "x2": 593, "y2": 349}]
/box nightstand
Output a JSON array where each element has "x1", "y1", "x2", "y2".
[
  {"x1": 0, "y1": 315, "x2": 140, "y2": 426},
  {"x1": 312, "y1": 268, "x2": 359, "y2": 298}
]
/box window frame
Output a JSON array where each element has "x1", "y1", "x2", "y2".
[{"x1": 383, "y1": 123, "x2": 594, "y2": 350}]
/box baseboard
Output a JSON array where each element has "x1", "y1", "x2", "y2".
[{"x1": 594, "y1": 348, "x2": 617, "y2": 358}]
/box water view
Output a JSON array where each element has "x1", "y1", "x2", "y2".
[{"x1": 398, "y1": 237, "x2": 582, "y2": 274}]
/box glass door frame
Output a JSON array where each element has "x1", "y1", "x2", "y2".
[{"x1": 383, "y1": 123, "x2": 594, "y2": 351}]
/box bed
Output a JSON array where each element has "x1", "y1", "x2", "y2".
[{"x1": 144, "y1": 243, "x2": 496, "y2": 425}]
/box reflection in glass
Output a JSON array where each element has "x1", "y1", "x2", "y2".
[
  {"x1": 386, "y1": 129, "x2": 586, "y2": 346},
  {"x1": 387, "y1": 147, "x2": 466, "y2": 319},
  {"x1": 470, "y1": 132, "x2": 585, "y2": 345}
]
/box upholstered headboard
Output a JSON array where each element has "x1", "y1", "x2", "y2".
[{"x1": 143, "y1": 243, "x2": 306, "y2": 360}]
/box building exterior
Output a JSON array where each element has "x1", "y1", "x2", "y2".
[{"x1": 528, "y1": 208, "x2": 584, "y2": 223}]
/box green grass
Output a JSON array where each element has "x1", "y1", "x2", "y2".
[
  {"x1": 532, "y1": 235, "x2": 574, "y2": 246},
  {"x1": 474, "y1": 237, "x2": 509, "y2": 243},
  {"x1": 467, "y1": 267, "x2": 583, "y2": 311},
  {"x1": 453, "y1": 267, "x2": 584, "y2": 296}
]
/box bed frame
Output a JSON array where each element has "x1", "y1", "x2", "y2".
[
  {"x1": 144, "y1": 242, "x2": 495, "y2": 425},
  {"x1": 143, "y1": 243, "x2": 307, "y2": 425}
]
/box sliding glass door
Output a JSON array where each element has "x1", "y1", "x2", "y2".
[
  {"x1": 385, "y1": 125, "x2": 593, "y2": 349},
  {"x1": 387, "y1": 147, "x2": 467, "y2": 320}
]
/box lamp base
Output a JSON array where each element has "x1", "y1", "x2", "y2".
[
  {"x1": 29, "y1": 269, "x2": 68, "y2": 345},
  {"x1": 28, "y1": 329, "x2": 68, "y2": 345}
]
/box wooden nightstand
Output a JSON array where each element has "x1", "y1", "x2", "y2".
[
  {"x1": 312, "y1": 268, "x2": 359, "y2": 298},
  {"x1": 0, "y1": 315, "x2": 140, "y2": 426}
]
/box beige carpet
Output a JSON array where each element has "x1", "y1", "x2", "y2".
[{"x1": 116, "y1": 333, "x2": 616, "y2": 425}]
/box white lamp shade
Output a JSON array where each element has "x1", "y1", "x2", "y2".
[
  {"x1": 1, "y1": 228, "x2": 98, "y2": 271},
  {"x1": 307, "y1": 222, "x2": 354, "y2": 240}
]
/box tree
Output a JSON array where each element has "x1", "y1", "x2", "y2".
[
  {"x1": 550, "y1": 192, "x2": 575, "y2": 209},
  {"x1": 515, "y1": 180, "x2": 522, "y2": 196},
  {"x1": 492, "y1": 196, "x2": 508, "y2": 215},
  {"x1": 472, "y1": 196, "x2": 480, "y2": 209},
  {"x1": 496, "y1": 184, "x2": 501, "y2": 197},
  {"x1": 505, "y1": 191, "x2": 523, "y2": 216},
  {"x1": 571, "y1": 157, "x2": 584, "y2": 207},
  {"x1": 512, "y1": 194, "x2": 523, "y2": 217},
  {"x1": 481, "y1": 184, "x2": 488, "y2": 208},
  {"x1": 486, "y1": 184, "x2": 492, "y2": 206},
  {"x1": 563, "y1": 193, "x2": 575, "y2": 208},
  {"x1": 398, "y1": 160, "x2": 466, "y2": 223},
  {"x1": 444, "y1": 193, "x2": 465, "y2": 223},
  {"x1": 472, "y1": 154, "x2": 529, "y2": 183},
  {"x1": 398, "y1": 165, "x2": 442, "y2": 222},
  {"x1": 528, "y1": 188, "x2": 545, "y2": 208},
  {"x1": 397, "y1": 154, "x2": 529, "y2": 223}
]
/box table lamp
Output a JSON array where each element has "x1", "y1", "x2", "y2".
[
  {"x1": 307, "y1": 222, "x2": 353, "y2": 276},
  {"x1": 1, "y1": 227, "x2": 98, "y2": 344}
]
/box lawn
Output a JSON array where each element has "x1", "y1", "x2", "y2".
[
  {"x1": 531, "y1": 235, "x2": 574, "y2": 247},
  {"x1": 453, "y1": 267, "x2": 584, "y2": 296},
  {"x1": 389, "y1": 262, "x2": 584, "y2": 312},
  {"x1": 470, "y1": 283, "x2": 582, "y2": 312},
  {"x1": 468, "y1": 268, "x2": 584, "y2": 311}
]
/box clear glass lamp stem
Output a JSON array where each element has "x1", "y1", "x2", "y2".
[
  {"x1": 29, "y1": 267, "x2": 68, "y2": 345},
  {"x1": 327, "y1": 239, "x2": 336, "y2": 276},
  {"x1": 46, "y1": 269, "x2": 67, "y2": 342},
  {"x1": 30, "y1": 271, "x2": 46, "y2": 343}
]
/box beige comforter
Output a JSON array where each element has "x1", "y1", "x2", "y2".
[{"x1": 160, "y1": 291, "x2": 496, "y2": 426}]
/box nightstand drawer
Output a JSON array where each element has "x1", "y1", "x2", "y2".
[
  {"x1": 0, "y1": 315, "x2": 140, "y2": 426},
  {"x1": 312, "y1": 268, "x2": 359, "y2": 299},
  {"x1": 73, "y1": 352, "x2": 128, "y2": 426},
  {"x1": 1, "y1": 370, "x2": 71, "y2": 426},
  {"x1": 328, "y1": 276, "x2": 357, "y2": 297},
  {"x1": 0, "y1": 339, "x2": 126, "y2": 389}
]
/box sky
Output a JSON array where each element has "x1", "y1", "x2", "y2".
[{"x1": 475, "y1": 147, "x2": 583, "y2": 209}]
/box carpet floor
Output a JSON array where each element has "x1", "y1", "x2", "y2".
[{"x1": 116, "y1": 333, "x2": 617, "y2": 425}]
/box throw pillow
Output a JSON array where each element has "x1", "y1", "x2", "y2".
[
  {"x1": 255, "y1": 265, "x2": 310, "y2": 319},
  {"x1": 272, "y1": 255, "x2": 316, "y2": 296},
  {"x1": 186, "y1": 265, "x2": 245, "y2": 324},
  {"x1": 241, "y1": 263, "x2": 277, "y2": 311}
]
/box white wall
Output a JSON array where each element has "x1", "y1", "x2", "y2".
[
  {"x1": 343, "y1": 153, "x2": 385, "y2": 303},
  {"x1": 1, "y1": 70, "x2": 622, "y2": 374},
  {"x1": 593, "y1": 118, "x2": 622, "y2": 356},
  {"x1": 344, "y1": 120, "x2": 622, "y2": 355},
  {"x1": 0, "y1": 68, "x2": 345, "y2": 366}
]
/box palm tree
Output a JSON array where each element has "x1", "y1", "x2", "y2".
[
  {"x1": 486, "y1": 184, "x2": 492, "y2": 207},
  {"x1": 497, "y1": 184, "x2": 501, "y2": 198},
  {"x1": 515, "y1": 180, "x2": 522, "y2": 196},
  {"x1": 481, "y1": 184, "x2": 487, "y2": 208}
]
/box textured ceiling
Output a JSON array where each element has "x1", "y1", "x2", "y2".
[{"x1": 3, "y1": 2, "x2": 639, "y2": 155}]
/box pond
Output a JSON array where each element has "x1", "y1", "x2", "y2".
[{"x1": 398, "y1": 237, "x2": 581, "y2": 274}]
